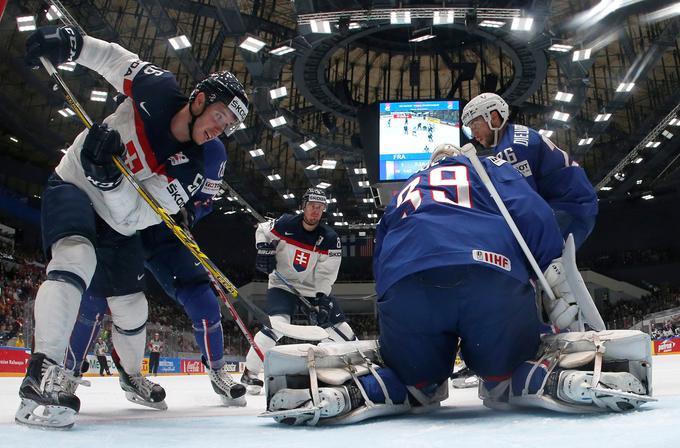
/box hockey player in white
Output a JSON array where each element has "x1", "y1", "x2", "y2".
[
  {"x1": 240, "y1": 188, "x2": 357, "y2": 394},
  {"x1": 16, "y1": 25, "x2": 247, "y2": 429}
]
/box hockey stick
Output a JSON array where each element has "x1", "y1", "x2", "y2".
[
  {"x1": 459, "y1": 143, "x2": 603, "y2": 332},
  {"x1": 41, "y1": 56, "x2": 270, "y2": 352},
  {"x1": 273, "y1": 270, "x2": 316, "y2": 312}
]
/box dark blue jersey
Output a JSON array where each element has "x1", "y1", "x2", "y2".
[
  {"x1": 373, "y1": 155, "x2": 564, "y2": 296},
  {"x1": 493, "y1": 124, "x2": 598, "y2": 218}
]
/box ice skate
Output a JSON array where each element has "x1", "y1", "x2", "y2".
[
  {"x1": 450, "y1": 366, "x2": 479, "y2": 389},
  {"x1": 15, "y1": 353, "x2": 81, "y2": 430},
  {"x1": 240, "y1": 367, "x2": 264, "y2": 395},
  {"x1": 114, "y1": 358, "x2": 167, "y2": 410},
  {"x1": 207, "y1": 360, "x2": 247, "y2": 406}
]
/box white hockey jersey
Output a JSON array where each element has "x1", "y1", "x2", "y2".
[
  {"x1": 256, "y1": 214, "x2": 342, "y2": 297},
  {"x1": 55, "y1": 36, "x2": 202, "y2": 236}
]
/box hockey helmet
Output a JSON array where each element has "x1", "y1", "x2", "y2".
[
  {"x1": 461, "y1": 93, "x2": 509, "y2": 129},
  {"x1": 301, "y1": 188, "x2": 327, "y2": 209},
  {"x1": 189, "y1": 71, "x2": 249, "y2": 136}
]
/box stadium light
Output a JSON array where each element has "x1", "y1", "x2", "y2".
[
  {"x1": 642, "y1": 193, "x2": 654, "y2": 200},
  {"x1": 511, "y1": 17, "x2": 533, "y2": 31},
  {"x1": 578, "y1": 138, "x2": 593, "y2": 146},
  {"x1": 595, "y1": 113, "x2": 612, "y2": 122},
  {"x1": 538, "y1": 129, "x2": 554, "y2": 138},
  {"x1": 316, "y1": 182, "x2": 331, "y2": 189},
  {"x1": 479, "y1": 20, "x2": 505, "y2": 28},
  {"x1": 354, "y1": 168, "x2": 367, "y2": 175},
  {"x1": 310, "y1": 20, "x2": 332, "y2": 34},
  {"x1": 554, "y1": 91, "x2": 574, "y2": 102},
  {"x1": 645, "y1": 141, "x2": 660, "y2": 148},
  {"x1": 616, "y1": 82, "x2": 635, "y2": 93},
  {"x1": 321, "y1": 160, "x2": 337, "y2": 169},
  {"x1": 58, "y1": 108, "x2": 75, "y2": 117},
  {"x1": 548, "y1": 43, "x2": 573, "y2": 52},
  {"x1": 239, "y1": 35, "x2": 267, "y2": 53},
  {"x1": 572, "y1": 48, "x2": 592, "y2": 61},
  {"x1": 358, "y1": 180, "x2": 370, "y2": 187},
  {"x1": 432, "y1": 11, "x2": 454, "y2": 25},
  {"x1": 16, "y1": 16, "x2": 36, "y2": 32},
  {"x1": 552, "y1": 111, "x2": 570, "y2": 122},
  {"x1": 168, "y1": 35, "x2": 192, "y2": 50},
  {"x1": 267, "y1": 173, "x2": 281, "y2": 182},
  {"x1": 46, "y1": 5, "x2": 64, "y2": 21},
  {"x1": 90, "y1": 90, "x2": 108, "y2": 102},
  {"x1": 305, "y1": 164, "x2": 321, "y2": 171},
  {"x1": 249, "y1": 148, "x2": 264, "y2": 157},
  {"x1": 390, "y1": 11, "x2": 411, "y2": 24},
  {"x1": 409, "y1": 34, "x2": 435, "y2": 43},
  {"x1": 269, "y1": 116, "x2": 287, "y2": 127},
  {"x1": 269, "y1": 86, "x2": 287, "y2": 99},
  {"x1": 300, "y1": 140, "x2": 317, "y2": 151},
  {"x1": 270, "y1": 45, "x2": 295, "y2": 56}
]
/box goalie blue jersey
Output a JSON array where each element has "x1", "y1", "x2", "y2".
[
  {"x1": 373, "y1": 155, "x2": 564, "y2": 296},
  {"x1": 493, "y1": 124, "x2": 598, "y2": 218}
]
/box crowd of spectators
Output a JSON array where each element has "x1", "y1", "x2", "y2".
[
  {"x1": 600, "y1": 287, "x2": 680, "y2": 332},
  {"x1": 5, "y1": 239, "x2": 680, "y2": 356}
]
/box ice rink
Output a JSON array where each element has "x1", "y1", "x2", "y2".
[{"x1": 0, "y1": 354, "x2": 678, "y2": 447}]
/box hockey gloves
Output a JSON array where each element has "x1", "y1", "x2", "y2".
[
  {"x1": 255, "y1": 241, "x2": 278, "y2": 274},
  {"x1": 25, "y1": 26, "x2": 83, "y2": 68},
  {"x1": 543, "y1": 258, "x2": 580, "y2": 331},
  {"x1": 313, "y1": 293, "x2": 334, "y2": 327},
  {"x1": 81, "y1": 123, "x2": 126, "y2": 191}
]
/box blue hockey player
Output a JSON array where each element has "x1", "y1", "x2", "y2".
[
  {"x1": 261, "y1": 143, "x2": 653, "y2": 425},
  {"x1": 16, "y1": 26, "x2": 248, "y2": 429},
  {"x1": 461, "y1": 93, "x2": 598, "y2": 248},
  {"x1": 63, "y1": 138, "x2": 246, "y2": 409},
  {"x1": 240, "y1": 188, "x2": 357, "y2": 394}
]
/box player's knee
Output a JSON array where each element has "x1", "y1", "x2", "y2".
[
  {"x1": 107, "y1": 291, "x2": 148, "y2": 332},
  {"x1": 46, "y1": 235, "x2": 97, "y2": 293}
]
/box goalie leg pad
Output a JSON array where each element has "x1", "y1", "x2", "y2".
[
  {"x1": 262, "y1": 341, "x2": 413, "y2": 425},
  {"x1": 505, "y1": 330, "x2": 654, "y2": 413}
]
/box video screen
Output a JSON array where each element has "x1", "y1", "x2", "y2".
[{"x1": 378, "y1": 100, "x2": 461, "y2": 181}]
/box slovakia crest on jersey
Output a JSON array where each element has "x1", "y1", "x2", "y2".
[{"x1": 293, "y1": 249, "x2": 310, "y2": 272}]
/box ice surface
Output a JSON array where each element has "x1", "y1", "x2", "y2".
[{"x1": 1, "y1": 355, "x2": 678, "y2": 447}]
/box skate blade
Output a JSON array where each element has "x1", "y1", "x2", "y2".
[
  {"x1": 220, "y1": 395, "x2": 247, "y2": 407},
  {"x1": 451, "y1": 377, "x2": 479, "y2": 389},
  {"x1": 246, "y1": 385, "x2": 263, "y2": 395},
  {"x1": 259, "y1": 406, "x2": 319, "y2": 419},
  {"x1": 589, "y1": 386, "x2": 657, "y2": 403},
  {"x1": 124, "y1": 392, "x2": 169, "y2": 410},
  {"x1": 15, "y1": 399, "x2": 77, "y2": 430}
]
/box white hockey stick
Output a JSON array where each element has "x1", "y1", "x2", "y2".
[
  {"x1": 459, "y1": 144, "x2": 604, "y2": 331},
  {"x1": 459, "y1": 144, "x2": 556, "y2": 299}
]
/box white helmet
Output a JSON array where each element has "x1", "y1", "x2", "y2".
[
  {"x1": 461, "y1": 93, "x2": 509, "y2": 127},
  {"x1": 461, "y1": 93, "x2": 510, "y2": 147},
  {"x1": 428, "y1": 143, "x2": 461, "y2": 166}
]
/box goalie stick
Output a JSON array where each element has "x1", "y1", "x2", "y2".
[{"x1": 459, "y1": 143, "x2": 605, "y2": 331}]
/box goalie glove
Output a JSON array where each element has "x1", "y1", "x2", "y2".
[{"x1": 542, "y1": 258, "x2": 579, "y2": 331}]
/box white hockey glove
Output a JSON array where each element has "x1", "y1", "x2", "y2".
[{"x1": 542, "y1": 258, "x2": 579, "y2": 331}]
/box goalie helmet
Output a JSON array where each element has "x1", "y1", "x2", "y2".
[
  {"x1": 461, "y1": 93, "x2": 509, "y2": 127},
  {"x1": 301, "y1": 188, "x2": 327, "y2": 209},
  {"x1": 189, "y1": 71, "x2": 249, "y2": 136},
  {"x1": 428, "y1": 143, "x2": 461, "y2": 166}
]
